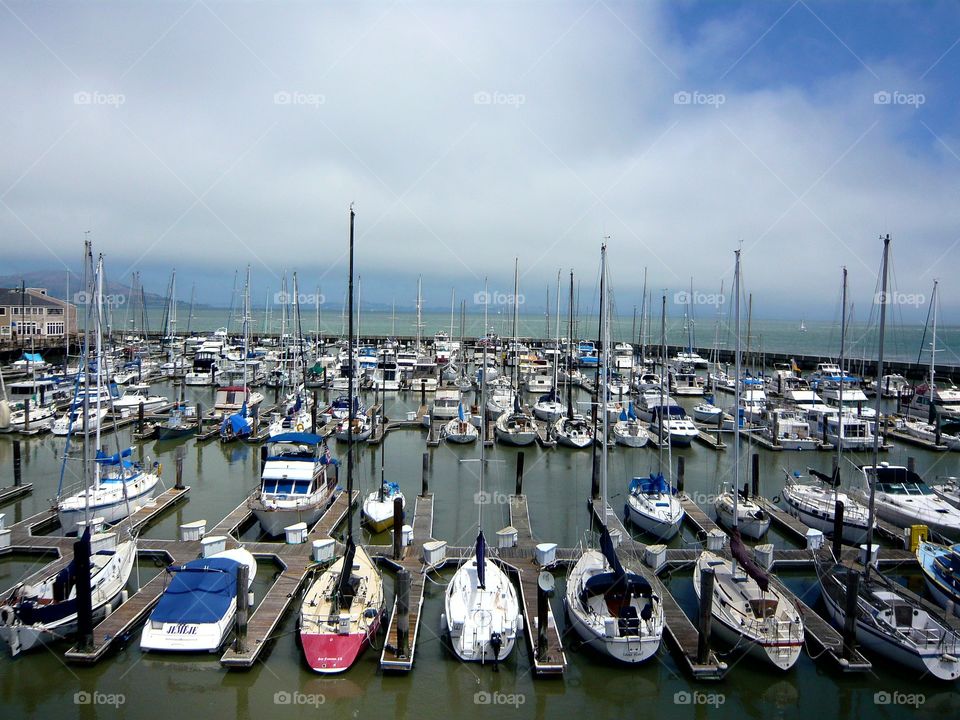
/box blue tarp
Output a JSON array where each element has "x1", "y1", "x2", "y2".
[
  {"x1": 629, "y1": 473, "x2": 671, "y2": 496},
  {"x1": 269, "y1": 432, "x2": 322, "y2": 446},
  {"x1": 22, "y1": 353, "x2": 44, "y2": 363},
  {"x1": 150, "y1": 557, "x2": 241, "y2": 624},
  {"x1": 222, "y1": 412, "x2": 250, "y2": 436},
  {"x1": 95, "y1": 447, "x2": 133, "y2": 465}
]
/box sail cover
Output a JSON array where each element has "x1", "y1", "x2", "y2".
[
  {"x1": 730, "y1": 529, "x2": 769, "y2": 592},
  {"x1": 599, "y1": 526, "x2": 625, "y2": 579},
  {"x1": 151, "y1": 557, "x2": 241, "y2": 624},
  {"x1": 476, "y1": 531, "x2": 486, "y2": 590}
]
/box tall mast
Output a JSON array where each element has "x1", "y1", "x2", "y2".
[
  {"x1": 639, "y1": 267, "x2": 648, "y2": 363},
  {"x1": 864, "y1": 235, "x2": 890, "y2": 583},
  {"x1": 450, "y1": 287, "x2": 455, "y2": 340},
  {"x1": 242, "y1": 266, "x2": 250, "y2": 395},
  {"x1": 836, "y1": 267, "x2": 847, "y2": 494},
  {"x1": 80, "y1": 241, "x2": 92, "y2": 523},
  {"x1": 732, "y1": 249, "x2": 742, "y2": 576},
  {"x1": 416, "y1": 276, "x2": 422, "y2": 352},
  {"x1": 512, "y1": 259, "x2": 519, "y2": 389},
  {"x1": 658, "y1": 293, "x2": 666, "y2": 476},
  {"x1": 930, "y1": 281, "x2": 938, "y2": 417},
  {"x1": 93, "y1": 253, "x2": 104, "y2": 493},
  {"x1": 567, "y1": 271, "x2": 575, "y2": 421},
  {"x1": 552, "y1": 270, "x2": 561, "y2": 401},
  {"x1": 186, "y1": 283, "x2": 195, "y2": 336},
  {"x1": 346, "y1": 207, "x2": 356, "y2": 543},
  {"x1": 600, "y1": 244, "x2": 609, "y2": 522},
  {"x1": 479, "y1": 279, "x2": 489, "y2": 531}
]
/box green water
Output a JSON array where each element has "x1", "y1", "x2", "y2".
[{"x1": 1, "y1": 380, "x2": 959, "y2": 719}]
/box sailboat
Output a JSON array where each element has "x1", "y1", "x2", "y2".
[
  {"x1": 916, "y1": 541, "x2": 960, "y2": 618},
  {"x1": 494, "y1": 260, "x2": 536, "y2": 447},
  {"x1": 694, "y1": 249, "x2": 804, "y2": 671},
  {"x1": 444, "y1": 291, "x2": 523, "y2": 663},
  {"x1": 553, "y1": 270, "x2": 595, "y2": 449},
  {"x1": 361, "y1": 437, "x2": 406, "y2": 533},
  {"x1": 57, "y1": 250, "x2": 160, "y2": 534},
  {"x1": 799, "y1": 319, "x2": 806, "y2": 333},
  {"x1": 565, "y1": 243, "x2": 664, "y2": 663},
  {"x1": 1, "y1": 241, "x2": 138, "y2": 655},
  {"x1": 299, "y1": 206, "x2": 384, "y2": 674},
  {"x1": 443, "y1": 402, "x2": 479, "y2": 443},
  {"x1": 626, "y1": 316, "x2": 683, "y2": 541},
  {"x1": 533, "y1": 271, "x2": 567, "y2": 422},
  {"x1": 220, "y1": 267, "x2": 256, "y2": 442},
  {"x1": 816, "y1": 235, "x2": 960, "y2": 681}
]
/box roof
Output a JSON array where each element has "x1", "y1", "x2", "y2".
[{"x1": 0, "y1": 288, "x2": 69, "y2": 309}]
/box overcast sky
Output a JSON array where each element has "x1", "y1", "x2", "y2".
[{"x1": 2, "y1": 1, "x2": 959, "y2": 320}]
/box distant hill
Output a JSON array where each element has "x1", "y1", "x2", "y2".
[{"x1": 0, "y1": 271, "x2": 211, "y2": 309}]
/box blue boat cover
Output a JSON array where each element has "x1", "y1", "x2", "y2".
[
  {"x1": 22, "y1": 352, "x2": 44, "y2": 363},
  {"x1": 629, "y1": 473, "x2": 670, "y2": 495},
  {"x1": 95, "y1": 447, "x2": 133, "y2": 465},
  {"x1": 269, "y1": 432, "x2": 322, "y2": 446},
  {"x1": 222, "y1": 412, "x2": 250, "y2": 435},
  {"x1": 150, "y1": 557, "x2": 241, "y2": 624}
]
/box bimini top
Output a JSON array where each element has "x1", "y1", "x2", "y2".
[
  {"x1": 150, "y1": 557, "x2": 241, "y2": 625},
  {"x1": 268, "y1": 432, "x2": 322, "y2": 446}
]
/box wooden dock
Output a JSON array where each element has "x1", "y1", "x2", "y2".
[
  {"x1": 752, "y1": 496, "x2": 811, "y2": 544},
  {"x1": 534, "y1": 419, "x2": 556, "y2": 448},
  {"x1": 0, "y1": 483, "x2": 33, "y2": 506},
  {"x1": 379, "y1": 493, "x2": 434, "y2": 672},
  {"x1": 504, "y1": 494, "x2": 565, "y2": 675},
  {"x1": 679, "y1": 494, "x2": 721, "y2": 537},
  {"x1": 887, "y1": 429, "x2": 950, "y2": 452},
  {"x1": 695, "y1": 430, "x2": 726, "y2": 450}
]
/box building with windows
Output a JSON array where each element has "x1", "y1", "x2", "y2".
[{"x1": 0, "y1": 287, "x2": 77, "y2": 342}]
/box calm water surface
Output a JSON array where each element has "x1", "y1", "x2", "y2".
[{"x1": 1, "y1": 380, "x2": 959, "y2": 719}]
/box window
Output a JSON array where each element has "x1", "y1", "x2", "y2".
[
  {"x1": 46, "y1": 322, "x2": 64, "y2": 336},
  {"x1": 47, "y1": 308, "x2": 63, "y2": 316},
  {"x1": 0, "y1": 325, "x2": 9, "y2": 336},
  {"x1": 0, "y1": 307, "x2": 5, "y2": 315},
  {"x1": 11, "y1": 307, "x2": 18, "y2": 315}
]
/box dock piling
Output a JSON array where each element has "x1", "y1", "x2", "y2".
[
  {"x1": 421, "y1": 452, "x2": 429, "y2": 496},
  {"x1": 393, "y1": 497, "x2": 403, "y2": 560},
  {"x1": 536, "y1": 571, "x2": 554, "y2": 661},
  {"x1": 515, "y1": 451, "x2": 525, "y2": 495},
  {"x1": 751, "y1": 453, "x2": 760, "y2": 497},
  {"x1": 74, "y1": 530, "x2": 94, "y2": 652},
  {"x1": 842, "y1": 570, "x2": 860, "y2": 660},
  {"x1": 396, "y1": 568, "x2": 410, "y2": 657},
  {"x1": 676, "y1": 455, "x2": 685, "y2": 493},
  {"x1": 13, "y1": 440, "x2": 21, "y2": 486},
  {"x1": 175, "y1": 450, "x2": 184, "y2": 491},
  {"x1": 697, "y1": 568, "x2": 714, "y2": 664},
  {"x1": 235, "y1": 563, "x2": 250, "y2": 653},
  {"x1": 138, "y1": 402, "x2": 145, "y2": 434}
]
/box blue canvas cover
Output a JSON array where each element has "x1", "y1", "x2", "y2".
[
  {"x1": 629, "y1": 473, "x2": 670, "y2": 496},
  {"x1": 150, "y1": 557, "x2": 241, "y2": 624}
]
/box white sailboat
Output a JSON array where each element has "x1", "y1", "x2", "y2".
[
  {"x1": 565, "y1": 243, "x2": 664, "y2": 663},
  {"x1": 57, "y1": 251, "x2": 159, "y2": 534},
  {"x1": 362, "y1": 438, "x2": 406, "y2": 533},
  {"x1": 444, "y1": 279, "x2": 522, "y2": 663},
  {"x1": 816, "y1": 235, "x2": 960, "y2": 681},
  {"x1": 695, "y1": 249, "x2": 804, "y2": 671}
]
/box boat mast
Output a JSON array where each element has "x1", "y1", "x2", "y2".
[
  {"x1": 639, "y1": 267, "x2": 648, "y2": 364},
  {"x1": 567, "y1": 271, "x2": 575, "y2": 421},
  {"x1": 864, "y1": 235, "x2": 890, "y2": 584},
  {"x1": 337, "y1": 204, "x2": 358, "y2": 608},
  {"x1": 732, "y1": 249, "x2": 742, "y2": 575},
  {"x1": 450, "y1": 287, "x2": 455, "y2": 340},
  {"x1": 93, "y1": 253, "x2": 105, "y2": 494},
  {"x1": 836, "y1": 267, "x2": 847, "y2": 499},
  {"x1": 186, "y1": 283, "x2": 195, "y2": 336},
  {"x1": 416, "y1": 275, "x2": 422, "y2": 353},
  {"x1": 479, "y1": 279, "x2": 489, "y2": 533},
  {"x1": 600, "y1": 244, "x2": 609, "y2": 527},
  {"x1": 658, "y1": 293, "x2": 666, "y2": 476},
  {"x1": 81, "y1": 241, "x2": 93, "y2": 525},
  {"x1": 930, "y1": 281, "x2": 938, "y2": 421},
  {"x1": 552, "y1": 269, "x2": 561, "y2": 403},
  {"x1": 512, "y1": 258, "x2": 519, "y2": 392}
]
